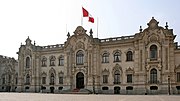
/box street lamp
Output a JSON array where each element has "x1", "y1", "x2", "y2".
[
  {"x1": 168, "y1": 75, "x2": 171, "y2": 95},
  {"x1": 93, "y1": 75, "x2": 95, "y2": 94}
]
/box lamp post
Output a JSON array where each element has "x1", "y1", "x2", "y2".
[
  {"x1": 93, "y1": 75, "x2": 95, "y2": 94},
  {"x1": 168, "y1": 75, "x2": 171, "y2": 95}
]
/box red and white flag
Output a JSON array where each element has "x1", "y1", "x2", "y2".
[
  {"x1": 82, "y1": 7, "x2": 94, "y2": 23},
  {"x1": 89, "y1": 16, "x2": 94, "y2": 23},
  {"x1": 82, "y1": 7, "x2": 89, "y2": 17}
]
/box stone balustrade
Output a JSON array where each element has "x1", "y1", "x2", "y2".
[
  {"x1": 100, "y1": 35, "x2": 134, "y2": 43},
  {"x1": 41, "y1": 44, "x2": 64, "y2": 49}
]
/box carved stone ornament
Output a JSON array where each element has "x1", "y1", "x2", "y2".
[
  {"x1": 147, "y1": 17, "x2": 159, "y2": 30},
  {"x1": 74, "y1": 26, "x2": 86, "y2": 35},
  {"x1": 102, "y1": 68, "x2": 110, "y2": 75}
]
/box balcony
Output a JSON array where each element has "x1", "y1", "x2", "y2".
[
  {"x1": 49, "y1": 82, "x2": 55, "y2": 85},
  {"x1": 113, "y1": 82, "x2": 121, "y2": 84},
  {"x1": 24, "y1": 82, "x2": 30, "y2": 85},
  {"x1": 148, "y1": 80, "x2": 160, "y2": 84}
]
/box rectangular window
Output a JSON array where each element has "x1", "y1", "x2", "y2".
[
  {"x1": 103, "y1": 75, "x2": 108, "y2": 83},
  {"x1": 114, "y1": 74, "x2": 120, "y2": 84},
  {"x1": 16, "y1": 77, "x2": 18, "y2": 84},
  {"x1": 2, "y1": 78, "x2": 5, "y2": 84},
  {"x1": 102, "y1": 56, "x2": 109, "y2": 63},
  {"x1": 59, "y1": 59, "x2": 64, "y2": 66},
  {"x1": 42, "y1": 77, "x2": 46, "y2": 84},
  {"x1": 127, "y1": 74, "x2": 132, "y2": 83},
  {"x1": 50, "y1": 61, "x2": 55, "y2": 66},
  {"x1": 42, "y1": 60, "x2": 47, "y2": 67},
  {"x1": 59, "y1": 77, "x2": 63, "y2": 84},
  {"x1": 177, "y1": 72, "x2": 180, "y2": 82}
]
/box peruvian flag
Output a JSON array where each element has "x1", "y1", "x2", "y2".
[
  {"x1": 82, "y1": 7, "x2": 94, "y2": 23},
  {"x1": 89, "y1": 16, "x2": 94, "y2": 23},
  {"x1": 82, "y1": 7, "x2": 89, "y2": 17}
]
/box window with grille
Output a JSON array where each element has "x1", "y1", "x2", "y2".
[
  {"x1": 76, "y1": 50, "x2": 84, "y2": 65},
  {"x1": 126, "y1": 51, "x2": 133, "y2": 61},
  {"x1": 150, "y1": 68, "x2": 157, "y2": 84},
  {"x1": 103, "y1": 75, "x2": 108, "y2": 83},
  {"x1": 127, "y1": 74, "x2": 132, "y2": 83},
  {"x1": 150, "y1": 45, "x2": 157, "y2": 60},
  {"x1": 114, "y1": 70, "x2": 120, "y2": 84},
  {"x1": 102, "y1": 53, "x2": 109, "y2": 63},
  {"x1": 114, "y1": 52, "x2": 121, "y2": 62}
]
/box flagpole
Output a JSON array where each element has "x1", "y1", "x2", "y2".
[
  {"x1": 66, "y1": 24, "x2": 67, "y2": 33},
  {"x1": 97, "y1": 17, "x2": 99, "y2": 38},
  {"x1": 81, "y1": 6, "x2": 83, "y2": 26},
  {"x1": 81, "y1": 15, "x2": 83, "y2": 26}
]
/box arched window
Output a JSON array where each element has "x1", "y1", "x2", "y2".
[
  {"x1": 41, "y1": 57, "x2": 47, "y2": 67},
  {"x1": 26, "y1": 74, "x2": 30, "y2": 85},
  {"x1": 26, "y1": 57, "x2": 30, "y2": 68},
  {"x1": 150, "y1": 68, "x2": 157, "y2": 84},
  {"x1": 58, "y1": 56, "x2": 64, "y2": 66},
  {"x1": 50, "y1": 73, "x2": 55, "y2": 85},
  {"x1": 50, "y1": 56, "x2": 56, "y2": 66},
  {"x1": 126, "y1": 51, "x2": 133, "y2": 61},
  {"x1": 102, "y1": 87, "x2": 109, "y2": 90},
  {"x1": 76, "y1": 50, "x2": 84, "y2": 65},
  {"x1": 150, "y1": 45, "x2": 157, "y2": 60},
  {"x1": 114, "y1": 70, "x2": 120, "y2": 84},
  {"x1": 102, "y1": 53, "x2": 109, "y2": 63},
  {"x1": 114, "y1": 52, "x2": 121, "y2": 62}
]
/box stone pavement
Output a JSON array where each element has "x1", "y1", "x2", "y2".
[{"x1": 0, "y1": 93, "x2": 179, "y2": 101}]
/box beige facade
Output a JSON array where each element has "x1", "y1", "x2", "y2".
[{"x1": 1, "y1": 17, "x2": 180, "y2": 94}]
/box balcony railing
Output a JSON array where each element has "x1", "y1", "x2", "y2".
[
  {"x1": 49, "y1": 82, "x2": 55, "y2": 85},
  {"x1": 24, "y1": 82, "x2": 30, "y2": 85},
  {"x1": 113, "y1": 82, "x2": 121, "y2": 84},
  {"x1": 148, "y1": 80, "x2": 160, "y2": 84}
]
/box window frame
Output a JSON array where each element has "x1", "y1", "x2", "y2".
[
  {"x1": 76, "y1": 50, "x2": 84, "y2": 65},
  {"x1": 50, "y1": 56, "x2": 56, "y2": 66},
  {"x1": 103, "y1": 75, "x2": 108, "y2": 84},
  {"x1": 42, "y1": 77, "x2": 46, "y2": 84},
  {"x1": 177, "y1": 72, "x2": 180, "y2": 82},
  {"x1": 102, "y1": 53, "x2": 109, "y2": 63},
  {"x1": 150, "y1": 68, "x2": 157, "y2": 84},
  {"x1": 59, "y1": 76, "x2": 63, "y2": 84},
  {"x1": 126, "y1": 51, "x2": 133, "y2": 61},
  {"x1": 50, "y1": 73, "x2": 55, "y2": 85},
  {"x1": 114, "y1": 70, "x2": 120, "y2": 84},
  {"x1": 25, "y1": 74, "x2": 30, "y2": 85},
  {"x1": 127, "y1": 74, "x2": 132, "y2": 83},
  {"x1": 41, "y1": 57, "x2": 47, "y2": 67},
  {"x1": 114, "y1": 52, "x2": 121, "y2": 62},
  {"x1": 150, "y1": 45, "x2": 158, "y2": 60},
  {"x1": 26, "y1": 57, "x2": 30, "y2": 68},
  {"x1": 59, "y1": 56, "x2": 64, "y2": 66}
]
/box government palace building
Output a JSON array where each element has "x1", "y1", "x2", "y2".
[{"x1": 0, "y1": 17, "x2": 180, "y2": 94}]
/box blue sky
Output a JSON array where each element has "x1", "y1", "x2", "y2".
[{"x1": 0, "y1": 0, "x2": 180, "y2": 59}]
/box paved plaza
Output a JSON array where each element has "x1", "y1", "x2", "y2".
[{"x1": 0, "y1": 93, "x2": 179, "y2": 101}]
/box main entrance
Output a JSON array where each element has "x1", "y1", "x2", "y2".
[
  {"x1": 76, "y1": 72, "x2": 84, "y2": 89},
  {"x1": 50, "y1": 87, "x2": 54, "y2": 93},
  {"x1": 114, "y1": 86, "x2": 120, "y2": 94}
]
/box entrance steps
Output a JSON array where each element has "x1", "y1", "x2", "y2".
[{"x1": 63, "y1": 89, "x2": 92, "y2": 94}]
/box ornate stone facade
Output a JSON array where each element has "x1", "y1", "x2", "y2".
[
  {"x1": 1, "y1": 17, "x2": 180, "y2": 94},
  {"x1": 0, "y1": 55, "x2": 18, "y2": 92}
]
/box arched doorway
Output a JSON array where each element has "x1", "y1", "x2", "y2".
[
  {"x1": 76, "y1": 72, "x2": 84, "y2": 89},
  {"x1": 114, "y1": 86, "x2": 120, "y2": 94},
  {"x1": 50, "y1": 87, "x2": 54, "y2": 93}
]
